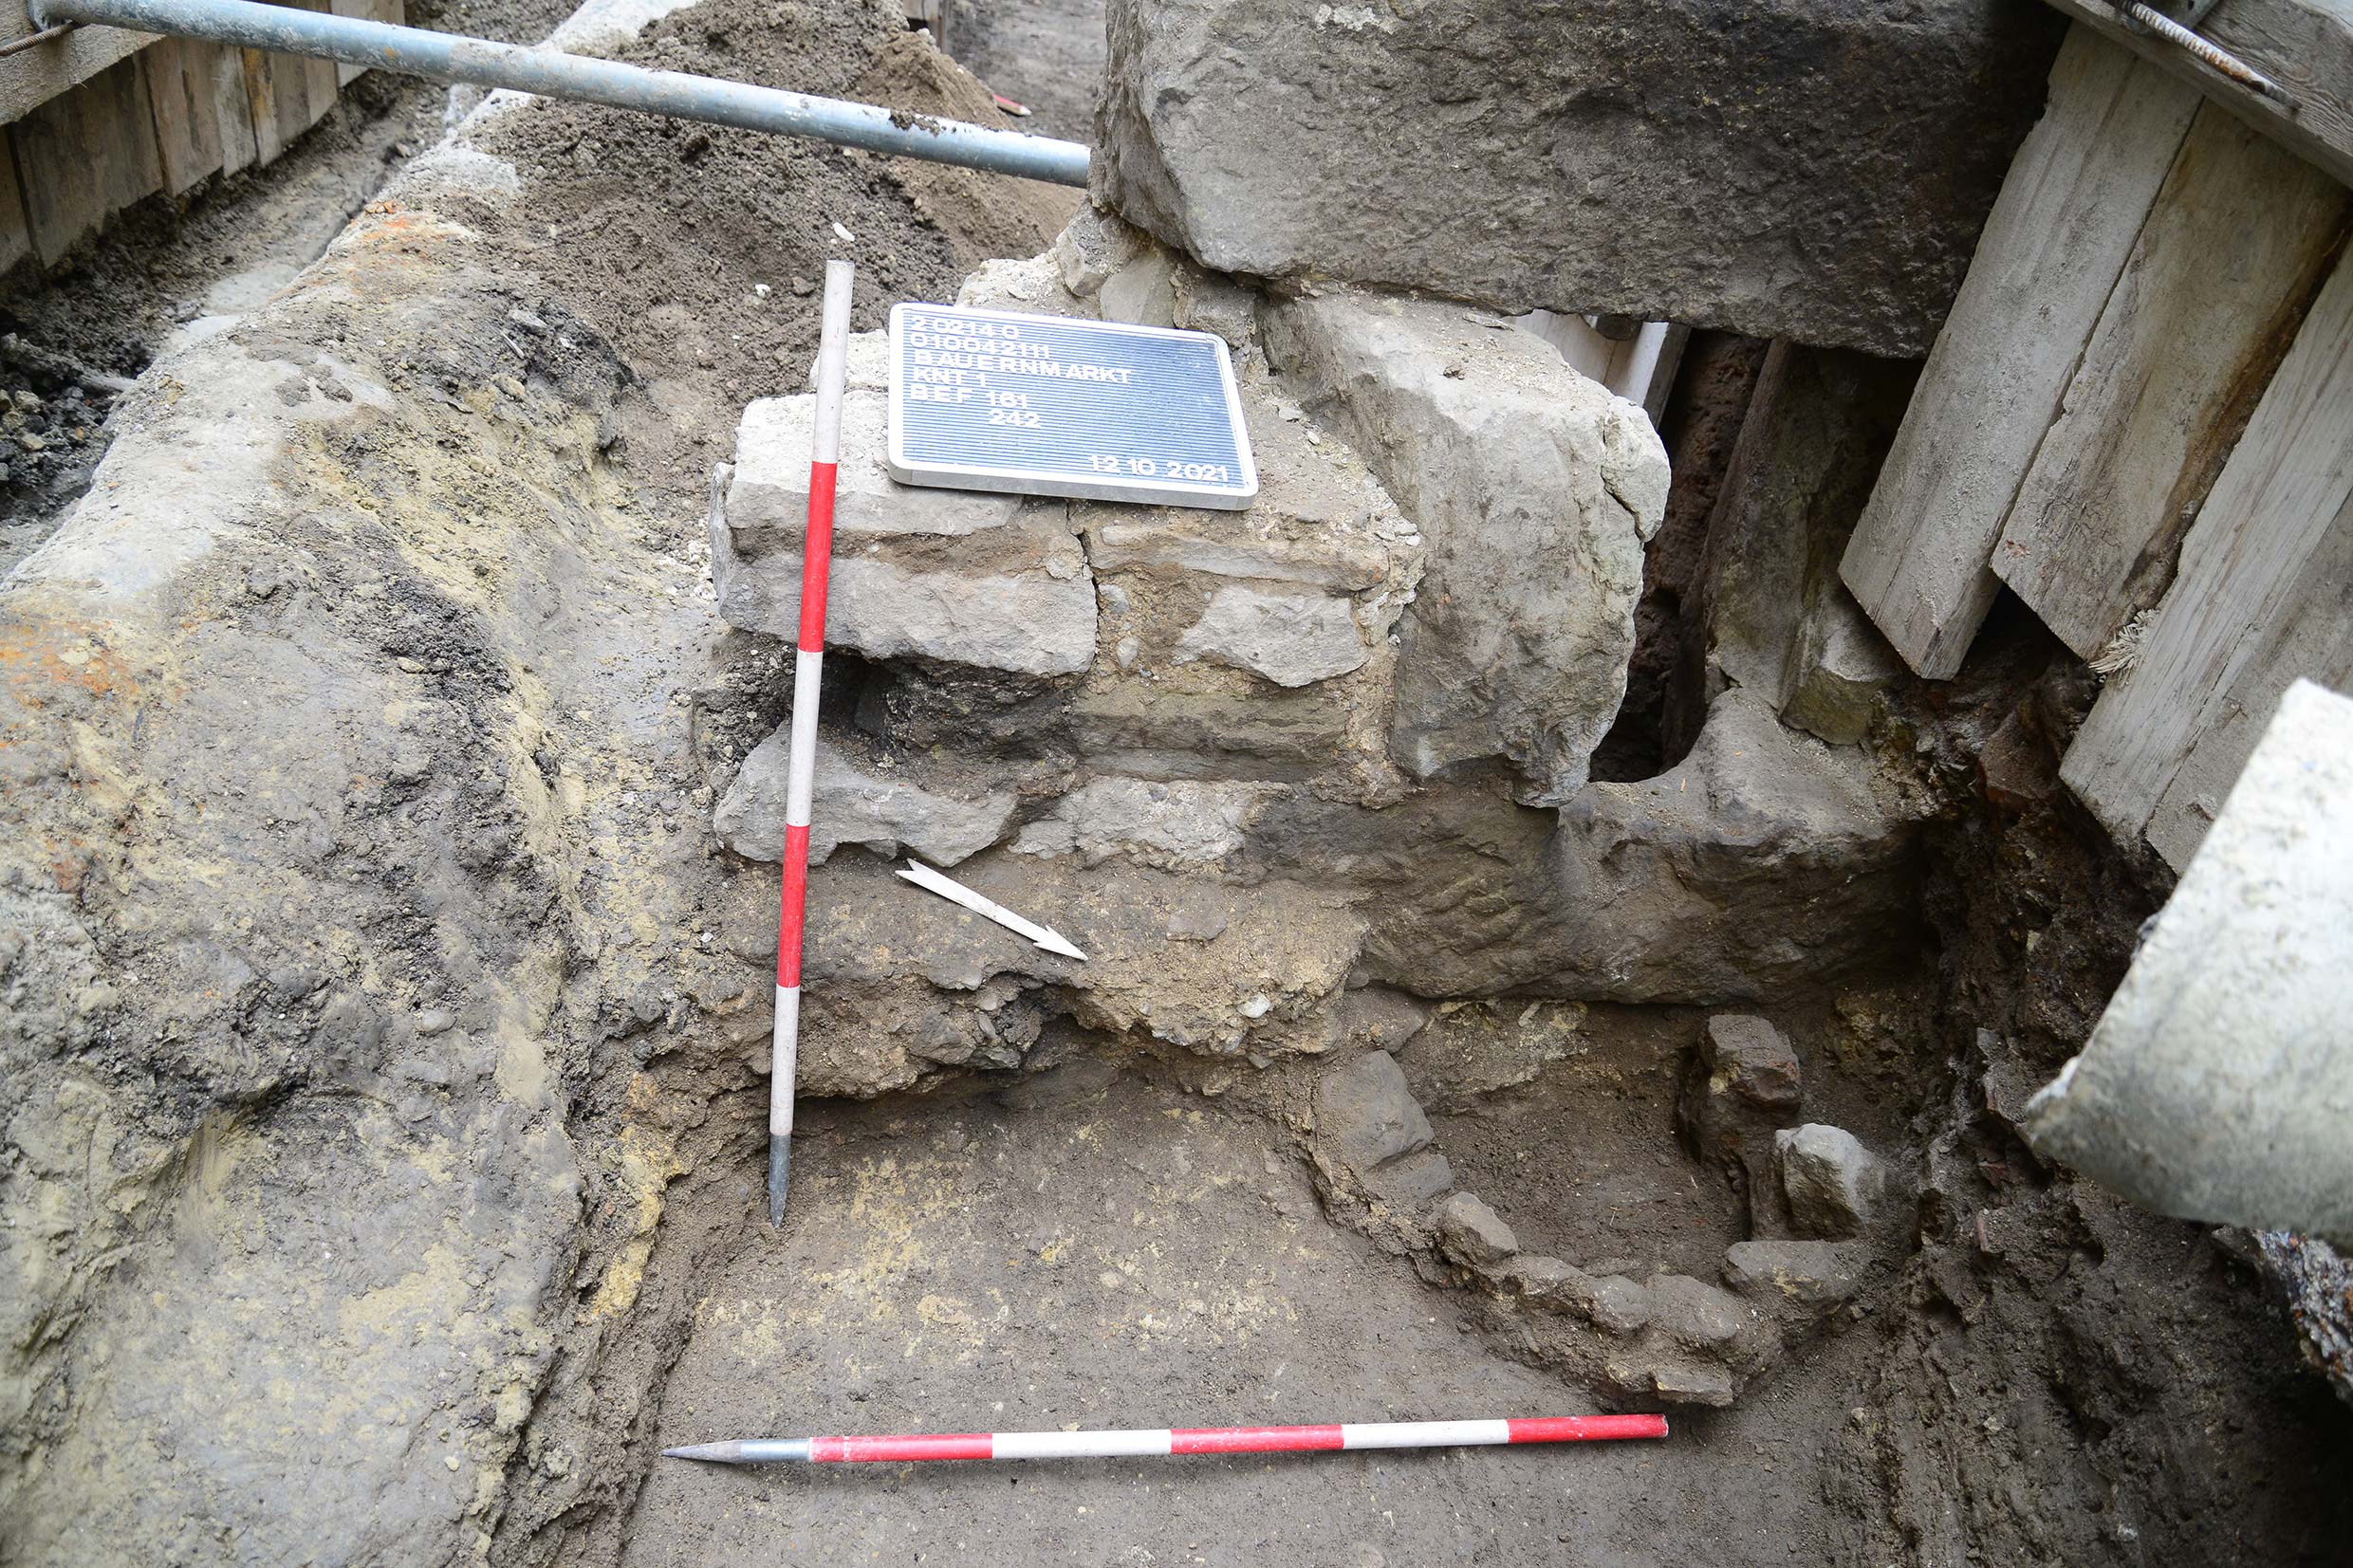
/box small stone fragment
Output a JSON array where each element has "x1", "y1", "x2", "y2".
[
  {"x1": 1098, "y1": 247, "x2": 1181, "y2": 328},
  {"x1": 1775, "y1": 1123, "x2": 1887, "y2": 1239},
  {"x1": 1704, "y1": 1015, "x2": 1802, "y2": 1109},
  {"x1": 1723, "y1": 1239, "x2": 1867, "y2": 1310},
  {"x1": 1053, "y1": 203, "x2": 1153, "y2": 298},
  {"x1": 1433, "y1": 1191, "x2": 1518, "y2": 1266},
  {"x1": 1166, "y1": 906, "x2": 1229, "y2": 943},
  {"x1": 1314, "y1": 1050, "x2": 1435, "y2": 1171}
]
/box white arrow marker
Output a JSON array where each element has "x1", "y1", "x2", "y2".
[{"x1": 896, "y1": 859, "x2": 1088, "y2": 962}]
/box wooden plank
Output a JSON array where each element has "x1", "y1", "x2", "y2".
[
  {"x1": 11, "y1": 55, "x2": 163, "y2": 264},
  {"x1": 2142, "y1": 489, "x2": 2353, "y2": 867},
  {"x1": 0, "y1": 141, "x2": 30, "y2": 274},
  {"x1": 142, "y1": 34, "x2": 229, "y2": 196},
  {"x1": 288, "y1": 0, "x2": 339, "y2": 130},
  {"x1": 240, "y1": 46, "x2": 285, "y2": 165},
  {"x1": 9, "y1": 99, "x2": 103, "y2": 264},
  {"x1": 0, "y1": 20, "x2": 157, "y2": 129},
  {"x1": 269, "y1": 41, "x2": 314, "y2": 156},
  {"x1": 328, "y1": 0, "x2": 368, "y2": 86},
  {"x1": 210, "y1": 37, "x2": 258, "y2": 178},
  {"x1": 90, "y1": 54, "x2": 163, "y2": 214},
  {"x1": 2062, "y1": 244, "x2": 2353, "y2": 867},
  {"x1": 2042, "y1": 0, "x2": 2353, "y2": 198},
  {"x1": 1994, "y1": 102, "x2": 2353, "y2": 660},
  {"x1": 1839, "y1": 25, "x2": 2204, "y2": 679}
]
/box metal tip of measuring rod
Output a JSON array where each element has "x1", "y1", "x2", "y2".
[
  {"x1": 663, "y1": 1442, "x2": 744, "y2": 1464},
  {"x1": 1034, "y1": 932, "x2": 1088, "y2": 962},
  {"x1": 767, "y1": 1134, "x2": 791, "y2": 1228}
]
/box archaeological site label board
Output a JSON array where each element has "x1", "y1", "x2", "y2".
[{"x1": 885, "y1": 304, "x2": 1258, "y2": 509}]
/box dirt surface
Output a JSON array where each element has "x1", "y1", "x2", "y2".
[
  {"x1": 625, "y1": 1065, "x2": 1834, "y2": 1568},
  {"x1": 460, "y1": 0, "x2": 1076, "y2": 542},
  {"x1": 0, "y1": 0, "x2": 582, "y2": 574},
  {"x1": 945, "y1": 0, "x2": 1106, "y2": 141},
  {"x1": 853, "y1": 28, "x2": 1086, "y2": 268}
]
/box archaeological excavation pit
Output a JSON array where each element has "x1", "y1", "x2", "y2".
[{"x1": 2, "y1": 0, "x2": 2349, "y2": 1562}]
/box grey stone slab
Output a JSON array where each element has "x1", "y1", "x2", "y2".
[{"x1": 1094, "y1": 0, "x2": 2066, "y2": 357}]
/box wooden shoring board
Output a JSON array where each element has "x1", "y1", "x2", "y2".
[
  {"x1": 2061, "y1": 244, "x2": 2353, "y2": 868},
  {"x1": 12, "y1": 53, "x2": 163, "y2": 265},
  {"x1": 326, "y1": 0, "x2": 403, "y2": 85},
  {"x1": 1839, "y1": 24, "x2": 2204, "y2": 679},
  {"x1": 240, "y1": 45, "x2": 287, "y2": 165},
  {"x1": 0, "y1": 144, "x2": 28, "y2": 273},
  {"x1": 1993, "y1": 102, "x2": 2353, "y2": 660},
  {"x1": 0, "y1": 17, "x2": 157, "y2": 128},
  {"x1": 210, "y1": 34, "x2": 260, "y2": 178},
  {"x1": 2141, "y1": 489, "x2": 2353, "y2": 868},
  {"x1": 289, "y1": 0, "x2": 340, "y2": 124},
  {"x1": 143, "y1": 33, "x2": 230, "y2": 196},
  {"x1": 2042, "y1": 0, "x2": 2353, "y2": 197}
]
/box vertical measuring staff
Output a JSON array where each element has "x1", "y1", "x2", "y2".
[{"x1": 770, "y1": 257, "x2": 855, "y2": 1227}]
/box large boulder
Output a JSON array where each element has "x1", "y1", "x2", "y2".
[
  {"x1": 1094, "y1": 0, "x2": 2065, "y2": 357},
  {"x1": 1263, "y1": 287, "x2": 1666, "y2": 805}
]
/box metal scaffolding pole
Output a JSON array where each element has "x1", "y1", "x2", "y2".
[{"x1": 29, "y1": 0, "x2": 1093, "y2": 186}]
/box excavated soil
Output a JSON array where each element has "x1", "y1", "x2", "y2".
[
  {"x1": 0, "y1": 0, "x2": 579, "y2": 573},
  {"x1": 945, "y1": 0, "x2": 1106, "y2": 141}
]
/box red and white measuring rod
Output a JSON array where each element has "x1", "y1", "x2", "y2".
[
  {"x1": 769, "y1": 256, "x2": 855, "y2": 1227},
  {"x1": 665, "y1": 1413, "x2": 1667, "y2": 1465}
]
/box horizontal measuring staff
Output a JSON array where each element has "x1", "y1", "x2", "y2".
[{"x1": 665, "y1": 1413, "x2": 1668, "y2": 1465}]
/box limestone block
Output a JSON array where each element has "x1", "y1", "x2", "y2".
[
  {"x1": 1175, "y1": 267, "x2": 1259, "y2": 349},
  {"x1": 713, "y1": 516, "x2": 1097, "y2": 677},
  {"x1": 1011, "y1": 777, "x2": 1282, "y2": 869},
  {"x1": 803, "y1": 330, "x2": 891, "y2": 394},
  {"x1": 954, "y1": 252, "x2": 1091, "y2": 317},
  {"x1": 1174, "y1": 583, "x2": 1368, "y2": 688},
  {"x1": 1315, "y1": 1049, "x2": 1434, "y2": 1171},
  {"x1": 727, "y1": 392, "x2": 1024, "y2": 548},
  {"x1": 1073, "y1": 381, "x2": 1414, "y2": 591},
  {"x1": 714, "y1": 729, "x2": 1016, "y2": 868},
  {"x1": 713, "y1": 419, "x2": 1098, "y2": 677},
  {"x1": 1781, "y1": 598, "x2": 1904, "y2": 747},
  {"x1": 1670, "y1": 342, "x2": 1915, "y2": 756},
  {"x1": 1269, "y1": 687, "x2": 1923, "y2": 1002},
  {"x1": 1098, "y1": 245, "x2": 1181, "y2": 328},
  {"x1": 1263, "y1": 287, "x2": 1665, "y2": 803},
  {"x1": 1094, "y1": 0, "x2": 2064, "y2": 356},
  {"x1": 1723, "y1": 1239, "x2": 1868, "y2": 1313},
  {"x1": 1678, "y1": 1013, "x2": 1805, "y2": 1215}
]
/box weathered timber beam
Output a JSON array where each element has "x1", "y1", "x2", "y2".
[{"x1": 2040, "y1": 0, "x2": 2353, "y2": 191}]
